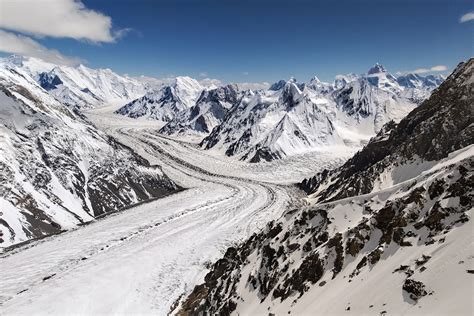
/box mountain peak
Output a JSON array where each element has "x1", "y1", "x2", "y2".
[
  {"x1": 4, "y1": 54, "x2": 26, "y2": 66},
  {"x1": 173, "y1": 76, "x2": 201, "y2": 89},
  {"x1": 367, "y1": 63, "x2": 387, "y2": 74},
  {"x1": 269, "y1": 79, "x2": 287, "y2": 91},
  {"x1": 309, "y1": 76, "x2": 321, "y2": 84}
]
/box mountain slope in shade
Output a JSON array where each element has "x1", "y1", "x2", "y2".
[
  {"x1": 1, "y1": 55, "x2": 146, "y2": 108},
  {"x1": 0, "y1": 61, "x2": 179, "y2": 247},
  {"x1": 178, "y1": 59, "x2": 473, "y2": 315},
  {"x1": 115, "y1": 76, "x2": 204, "y2": 122},
  {"x1": 160, "y1": 84, "x2": 241, "y2": 136}
]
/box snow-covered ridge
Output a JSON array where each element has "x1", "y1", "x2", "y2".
[
  {"x1": 201, "y1": 63, "x2": 443, "y2": 162},
  {"x1": 0, "y1": 60, "x2": 179, "y2": 247},
  {"x1": 115, "y1": 76, "x2": 204, "y2": 122},
  {"x1": 159, "y1": 84, "x2": 241, "y2": 136},
  {"x1": 0, "y1": 55, "x2": 147, "y2": 108},
  {"x1": 114, "y1": 61, "x2": 443, "y2": 161}
]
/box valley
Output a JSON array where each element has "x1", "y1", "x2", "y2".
[
  {"x1": 0, "y1": 54, "x2": 471, "y2": 315},
  {"x1": 0, "y1": 106, "x2": 348, "y2": 314}
]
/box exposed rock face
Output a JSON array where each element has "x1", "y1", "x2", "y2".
[
  {"x1": 0, "y1": 60, "x2": 180, "y2": 247},
  {"x1": 402, "y1": 279, "x2": 429, "y2": 302},
  {"x1": 160, "y1": 84, "x2": 241, "y2": 136},
  {"x1": 177, "y1": 59, "x2": 473, "y2": 315}
]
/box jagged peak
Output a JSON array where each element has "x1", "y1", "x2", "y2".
[
  {"x1": 3, "y1": 54, "x2": 26, "y2": 66},
  {"x1": 173, "y1": 76, "x2": 202, "y2": 90},
  {"x1": 269, "y1": 79, "x2": 287, "y2": 91},
  {"x1": 308, "y1": 76, "x2": 321, "y2": 84},
  {"x1": 367, "y1": 63, "x2": 387, "y2": 75}
]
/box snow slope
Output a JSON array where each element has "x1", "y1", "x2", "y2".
[
  {"x1": 0, "y1": 94, "x2": 355, "y2": 314},
  {"x1": 0, "y1": 118, "x2": 294, "y2": 315},
  {"x1": 178, "y1": 59, "x2": 473, "y2": 315},
  {"x1": 202, "y1": 64, "x2": 442, "y2": 162},
  {"x1": 115, "y1": 76, "x2": 204, "y2": 122},
  {"x1": 1, "y1": 55, "x2": 146, "y2": 108},
  {"x1": 0, "y1": 60, "x2": 178, "y2": 247}
]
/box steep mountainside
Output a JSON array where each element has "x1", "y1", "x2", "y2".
[
  {"x1": 115, "y1": 76, "x2": 203, "y2": 122},
  {"x1": 300, "y1": 59, "x2": 473, "y2": 201},
  {"x1": 160, "y1": 84, "x2": 241, "y2": 136},
  {"x1": 0, "y1": 61, "x2": 179, "y2": 247},
  {"x1": 201, "y1": 64, "x2": 438, "y2": 162},
  {"x1": 201, "y1": 80, "x2": 345, "y2": 162},
  {"x1": 1, "y1": 55, "x2": 146, "y2": 108},
  {"x1": 178, "y1": 59, "x2": 473, "y2": 315}
]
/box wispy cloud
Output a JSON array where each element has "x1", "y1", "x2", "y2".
[
  {"x1": 460, "y1": 11, "x2": 474, "y2": 23},
  {"x1": 242, "y1": 72, "x2": 249, "y2": 76},
  {"x1": 0, "y1": 30, "x2": 82, "y2": 65},
  {"x1": 396, "y1": 65, "x2": 448, "y2": 76},
  {"x1": 199, "y1": 72, "x2": 208, "y2": 78}
]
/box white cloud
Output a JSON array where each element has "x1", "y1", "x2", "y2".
[
  {"x1": 0, "y1": 30, "x2": 81, "y2": 65},
  {"x1": 199, "y1": 78, "x2": 222, "y2": 88},
  {"x1": 135, "y1": 74, "x2": 270, "y2": 91},
  {"x1": 235, "y1": 82, "x2": 271, "y2": 90},
  {"x1": 430, "y1": 65, "x2": 448, "y2": 72},
  {"x1": 397, "y1": 65, "x2": 448, "y2": 75},
  {"x1": 460, "y1": 12, "x2": 474, "y2": 23},
  {"x1": 199, "y1": 72, "x2": 208, "y2": 78},
  {"x1": 242, "y1": 72, "x2": 249, "y2": 76},
  {"x1": 134, "y1": 75, "x2": 174, "y2": 89},
  {"x1": 0, "y1": 0, "x2": 117, "y2": 42}
]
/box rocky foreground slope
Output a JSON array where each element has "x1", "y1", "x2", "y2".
[
  {"x1": 0, "y1": 60, "x2": 179, "y2": 248},
  {"x1": 178, "y1": 59, "x2": 473, "y2": 315}
]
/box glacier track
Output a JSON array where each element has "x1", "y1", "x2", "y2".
[{"x1": 0, "y1": 107, "x2": 351, "y2": 315}]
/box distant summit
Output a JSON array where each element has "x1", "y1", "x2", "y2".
[{"x1": 367, "y1": 62, "x2": 387, "y2": 74}]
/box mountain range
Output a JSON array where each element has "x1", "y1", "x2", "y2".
[
  {"x1": 201, "y1": 66, "x2": 442, "y2": 162},
  {"x1": 178, "y1": 58, "x2": 473, "y2": 316},
  {"x1": 115, "y1": 62, "x2": 444, "y2": 162},
  {"x1": 0, "y1": 52, "x2": 471, "y2": 315},
  {"x1": 3, "y1": 55, "x2": 147, "y2": 109},
  {"x1": 0, "y1": 57, "x2": 179, "y2": 247},
  {"x1": 3, "y1": 56, "x2": 444, "y2": 164}
]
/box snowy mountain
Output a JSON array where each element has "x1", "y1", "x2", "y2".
[
  {"x1": 179, "y1": 58, "x2": 473, "y2": 315},
  {"x1": 0, "y1": 60, "x2": 179, "y2": 247},
  {"x1": 365, "y1": 63, "x2": 403, "y2": 94},
  {"x1": 1, "y1": 55, "x2": 146, "y2": 109},
  {"x1": 201, "y1": 79, "x2": 346, "y2": 162},
  {"x1": 201, "y1": 63, "x2": 440, "y2": 162},
  {"x1": 115, "y1": 76, "x2": 203, "y2": 122},
  {"x1": 397, "y1": 73, "x2": 445, "y2": 89},
  {"x1": 332, "y1": 74, "x2": 417, "y2": 132},
  {"x1": 160, "y1": 84, "x2": 241, "y2": 136}
]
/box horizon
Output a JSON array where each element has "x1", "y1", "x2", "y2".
[
  {"x1": 0, "y1": 0, "x2": 473, "y2": 85},
  {"x1": 0, "y1": 52, "x2": 455, "y2": 90}
]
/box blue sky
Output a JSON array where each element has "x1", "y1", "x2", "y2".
[{"x1": 0, "y1": 0, "x2": 472, "y2": 83}]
